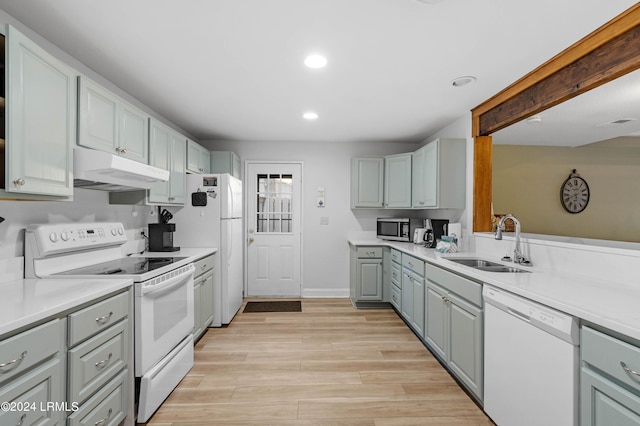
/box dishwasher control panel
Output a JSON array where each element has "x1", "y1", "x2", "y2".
[{"x1": 483, "y1": 285, "x2": 579, "y2": 344}]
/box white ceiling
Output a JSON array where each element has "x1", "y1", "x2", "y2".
[{"x1": 0, "y1": 0, "x2": 636, "y2": 143}]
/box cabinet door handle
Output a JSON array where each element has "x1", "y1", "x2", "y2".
[
  {"x1": 367, "y1": 251, "x2": 376, "y2": 257},
  {"x1": 95, "y1": 353, "x2": 113, "y2": 370},
  {"x1": 16, "y1": 414, "x2": 27, "y2": 426},
  {"x1": 13, "y1": 178, "x2": 25, "y2": 186},
  {"x1": 620, "y1": 361, "x2": 640, "y2": 380},
  {"x1": 95, "y1": 311, "x2": 113, "y2": 325},
  {"x1": 0, "y1": 351, "x2": 27, "y2": 370},
  {"x1": 201, "y1": 264, "x2": 207, "y2": 270},
  {"x1": 94, "y1": 408, "x2": 113, "y2": 426},
  {"x1": 408, "y1": 262, "x2": 414, "y2": 267}
]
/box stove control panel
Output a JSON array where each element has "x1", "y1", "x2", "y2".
[{"x1": 26, "y1": 222, "x2": 127, "y2": 256}]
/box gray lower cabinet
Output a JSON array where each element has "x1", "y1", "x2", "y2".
[
  {"x1": 424, "y1": 263, "x2": 483, "y2": 401},
  {"x1": 0, "y1": 288, "x2": 132, "y2": 425},
  {"x1": 581, "y1": 326, "x2": 640, "y2": 425},
  {"x1": 66, "y1": 289, "x2": 131, "y2": 425},
  {"x1": 400, "y1": 253, "x2": 425, "y2": 337},
  {"x1": 389, "y1": 249, "x2": 402, "y2": 311},
  {"x1": 350, "y1": 246, "x2": 388, "y2": 308},
  {"x1": 0, "y1": 319, "x2": 65, "y2": 426},
  {"x1": 193, "y1": 254, "x2": 216, "y2": 341}
]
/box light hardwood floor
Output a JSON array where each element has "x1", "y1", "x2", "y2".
[{"x1": 145, "y1": 298, "x2": 494, "y2": 425}]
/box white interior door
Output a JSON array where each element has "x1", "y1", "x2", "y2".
[{"x1": 246, "y1": 162, "x2": 302, "y2": 297}]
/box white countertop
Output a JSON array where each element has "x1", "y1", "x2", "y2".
[
  {"x1": 349, "y1": 238, "x2": 640, "y2": 342},
  {"x1": 0, "y1": 277, "x2": 133, "y2": 337}
]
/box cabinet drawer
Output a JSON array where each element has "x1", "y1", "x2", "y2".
[
  {"x1": 390, "y1": 249, "x2": 402, "y2": 264},
  {"x1": 194, "y1": 254, "x2": 215, "y2": 277},
  {"x1": 68, "y1": 291, "x2": 129, "y2": 346},
  {"x1": 391, "y1": 262, "x2": 401, "y2": 286},
  {"x1": 582, "y1": 326, "x2": 640, "y2": 394},
  {"x1": 402, "y1": 254, "x2": 424, "y2": 276},
  {"x1": 357, "y1": 247, "x2": 382, "y2": 259},
  {"x1": 0, "y1": 357, "x2": 63, "y2": 426},
  {"x1": 0, "y1": 319, "x2": 62, "y2": 384},
  {"x1": 68, "y1": 368, "x2": 128, "y2": 426},
  {"x1": 68, "y1": 319, "x2": 128, "y2": 404},
  {"x1": 425, "y1": 264, "x2": 482, "y2": 307}
]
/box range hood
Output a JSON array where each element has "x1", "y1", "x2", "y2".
[{"x1": 73, "y1": 148, "x2": 170, "y2": 192}]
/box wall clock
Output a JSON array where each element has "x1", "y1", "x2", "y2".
[{"x1": 560, "y1": 169, "x2": 590, "y2": 214}]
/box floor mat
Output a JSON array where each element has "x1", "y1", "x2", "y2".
[{"x1": 243, "y1": 301, "x2": 302, "y2": 313}]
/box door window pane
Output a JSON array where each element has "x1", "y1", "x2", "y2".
[{"x1": 256, "y1": 173, "x2": 294, "y2": 234}]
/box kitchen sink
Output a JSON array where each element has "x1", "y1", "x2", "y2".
[{"x1": 445, "y1": 258, "x2": 530, "y2": 273}]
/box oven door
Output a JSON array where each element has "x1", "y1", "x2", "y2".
[{"x1": 135, "y1": 264, "x2": 194, "y2": 375}]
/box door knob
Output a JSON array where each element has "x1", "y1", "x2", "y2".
[{"x1": 249, "y1": 238, "x2": 255, "y2": 243}]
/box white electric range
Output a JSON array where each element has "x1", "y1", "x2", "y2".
[{"x1": 25, "y1": 222, "x2": 195, "y2": 423}]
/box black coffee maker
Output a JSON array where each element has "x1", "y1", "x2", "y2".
[
  {"x1": 148, "y1": 208, "x2": 180, "y2": 252},
  {"x1": 148, "y1": 223, "x2": 180, "y2": 252},
  {"x1": 424, "y1": 219, "x2": 449, "y2": 248}
]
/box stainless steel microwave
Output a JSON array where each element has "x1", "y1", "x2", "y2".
[{"x1": 377, "y1": 218, "x2": 423, "y2": 242}]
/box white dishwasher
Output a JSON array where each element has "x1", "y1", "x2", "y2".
[{"x1": 483, "y1": 285, "x2": 579, "y2": 426}]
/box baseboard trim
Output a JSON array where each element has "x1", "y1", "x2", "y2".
[{"x1": 301, "y1": 288, "x2": 350, "y2": 298}]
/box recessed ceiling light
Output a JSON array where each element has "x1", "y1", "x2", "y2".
[
  {"x1": 451, "y1": 76, "x2": 476, "y2": 87},
  {"x1": 304, "y1": 55, "x2": 327, "y2": 69},
  {"x1": 303, "y1": 112, "x2": 319, "y2": 120}
]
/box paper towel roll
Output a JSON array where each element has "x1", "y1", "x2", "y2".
[{"x1": 447, "y1": 222, "x2": 462, "y2": 238}]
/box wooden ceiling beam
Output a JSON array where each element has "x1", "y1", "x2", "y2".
[{"x1": 470, "y1": 3, "x2": 640, "y2": 233}]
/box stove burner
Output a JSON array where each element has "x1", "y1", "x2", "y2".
[{"x1": 56, "y1": 256, "x2": 187, "y2": 276}]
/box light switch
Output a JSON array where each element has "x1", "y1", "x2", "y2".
[{"x1": 317, "y1": 186, "x2": 326, "y2": 207}]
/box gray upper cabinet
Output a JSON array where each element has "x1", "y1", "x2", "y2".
[
  {"x1": 78, "y1": 76, "x2": 149, "y2": 163},
  {"x1": 412, "y1": 138, "x2": 466, "y2": 209},
  {"x1": 351, "y1": 157, "x2": 384, "y2": 208},
  {"x1": 148, "y1": 118, "x2": 186, "y2": 205},
  {"x1": 186, "y1": 139, "x2": 210, "y2": 174},
  {"x1": 210, "y1": 150, "x2": 241, "y2": 178},
  {"x1": 384, "y1": 153, "x2": 412, "y2": 208},
  {"x1": 4, "y1": 25, "x2": 76, "y2": 198},
  {"x1": 109, "y1": 119, "x2": 186, "y2": 206}
]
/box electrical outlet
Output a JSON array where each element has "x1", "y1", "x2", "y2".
[{"x1": 320, "y1": 216, "x2": 329, "y2": 225}]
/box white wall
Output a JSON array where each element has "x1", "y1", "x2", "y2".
[
  {"x1": 203, "y1": 135, "x2": 471, "y2": 297},
  {"x1": 0, "y1": 190, "x2": 155, "y2": 260}
]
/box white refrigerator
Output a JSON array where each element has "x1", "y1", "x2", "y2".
[{"x1": 173, "y1": 173, "x2": 243, "y2": 326}]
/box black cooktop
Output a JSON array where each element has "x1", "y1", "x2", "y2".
[{"x1": 56, "y1": 257, "x2": 187, "y2": 276}]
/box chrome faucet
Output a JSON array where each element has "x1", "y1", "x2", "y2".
[{"x1": 495, "y1": 214, "x2": 530, "y2": 265}]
